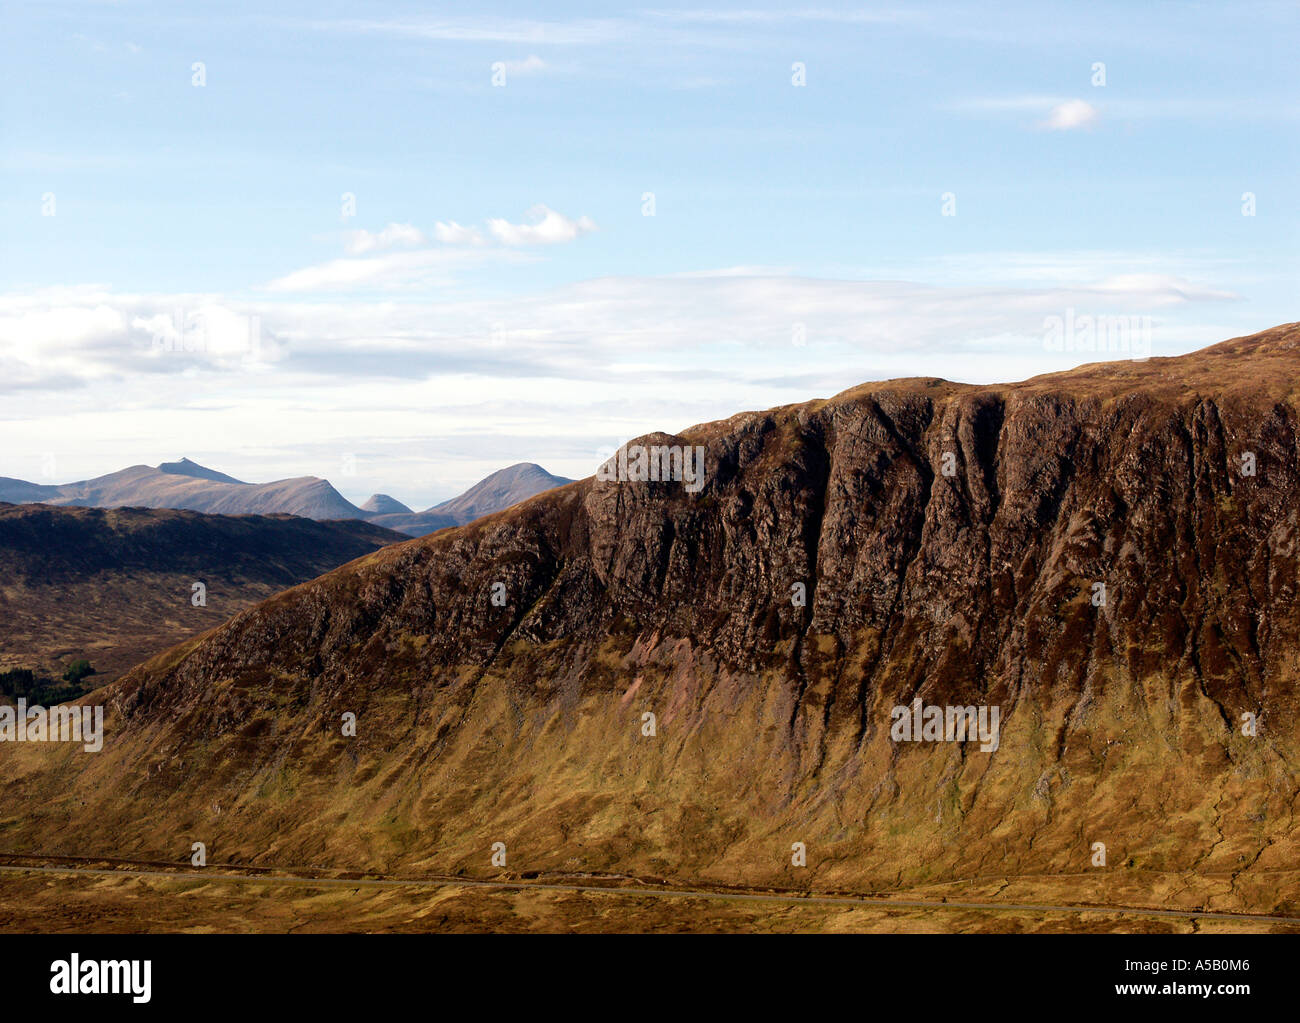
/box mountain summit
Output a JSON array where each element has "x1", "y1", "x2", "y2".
[
  {"x1": 360, "y1": 494, "x2": 413, "y2": 515},
  {"x1": 157, "y1": 458, "x2": 246, "y2": 484},
  {"x1": 429, "y1": 462, "x2": 573, "y2": 525}
]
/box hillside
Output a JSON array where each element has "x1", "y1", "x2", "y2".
[
  {"x1": 4, "y1": 323, "x2": 1300, "y2": 925},
  {"x1": 0, "y1": 504, "x2": 407, "y2": 682}
]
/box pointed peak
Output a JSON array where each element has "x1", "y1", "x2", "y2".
[
  {"x1": 156, "y1": 459, "x2": 247, "y2": 485},
  {"x1": 361, "y1": 493, "x2": 413, "y2": 515},
  {"x1": 429, "y1": 463, "x2": 573, "y2": 523}
]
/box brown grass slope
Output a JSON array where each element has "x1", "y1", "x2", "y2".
[{"x1": 4, "y1": 322, "x2": 1300, "y2": 918}]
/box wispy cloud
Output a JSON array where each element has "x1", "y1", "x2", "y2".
[
  {"x1": 311, "y1": 16, "x2": 622, "y2": 46},
  {"x1": 946, "y1": 94, "x2": 1099, "y2": 129},
  {"x1": 949, "y1": 94, "x2": 1292, "y2": 125},
  {"x1": 343, "y1": 223, "x2": 426, "y2": 255},
  {"x1": 262, "y1": 248, "x2": 518, "y2": 293},
  {"x1": 1042, "y1": 99, "x2": 1098, "y2": 131},
  {"x1": 640, "y1": 8, "x2": 928, "y2": 26},
  {"x1": 2, "y1": 266, "x2": 1240, "y2": 391},
  {"x1": 500, "y1": 54, "x2": 548, "y2": 76},
  {"x1": 268, "y1": 205, "x2": 596, "y2": 291}
]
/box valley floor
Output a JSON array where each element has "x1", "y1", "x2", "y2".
[{"x1": 1, "y1": 856, "x2": 1295, "y2": 934}]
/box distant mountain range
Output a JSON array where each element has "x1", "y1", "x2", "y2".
[{"x1": 0, "y1": 459, "x2": 574, "y2": 536}]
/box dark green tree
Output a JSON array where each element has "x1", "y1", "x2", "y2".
[{"x1": 62, "y1": 659, "x2": 95, "y2": 684}]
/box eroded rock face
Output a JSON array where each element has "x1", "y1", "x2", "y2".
[{"x1": 5, "y1": 324, "x2": 1300, "y2": 909}]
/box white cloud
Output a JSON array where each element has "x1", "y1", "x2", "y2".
[
  {"x1": 344, "y1": 222, "x2": 426, "y2": 255},
  {"x1": 487, "y1": 204, "x2": 597, "y2": 245},
  {"x1": 948, "y1": 96, "x2": 1101, "y2": 130},
  {"x1": 434, "y1": 221, "x2": 487, "y2": 246},
  {"x1": 1043, "y1": 99, "x2": 1098, "y2": 130}
]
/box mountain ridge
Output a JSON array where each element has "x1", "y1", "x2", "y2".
[
  {"x1": 4, "y1": 323, "x2": 1300, "y2": 917},
  {"x1": 0, "y1": 459, "x2": 574, "y2": 536}
]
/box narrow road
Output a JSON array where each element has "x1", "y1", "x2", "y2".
[{"x1": 2, "y1": 859, "x2": 1296, "y2": 925}]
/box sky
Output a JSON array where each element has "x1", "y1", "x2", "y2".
[{"x1": 1, "y1": 1, "x2": 1296, "y2": 508}]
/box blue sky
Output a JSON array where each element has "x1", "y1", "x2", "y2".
[{"x1": 1, "y1": 1, "x2": 1296, "y2": 506}]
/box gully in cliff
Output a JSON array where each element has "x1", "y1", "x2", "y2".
[
  {"x1": 890, "y1": 699, "x2": 1000, "y2": 753},
  {"x1": 597, "y1": 443, "x2": 706, "y2": 493}
]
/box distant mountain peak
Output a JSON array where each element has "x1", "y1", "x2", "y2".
[
  {"x1": 429, "y1": 463, "x2": 573, "y2": 524},
  {"x1": 157, "y1": 458, "x2": 247, "y2": 485},
  {"x1": 361, "y1": 493, "x2": 413, "y2": 515}
]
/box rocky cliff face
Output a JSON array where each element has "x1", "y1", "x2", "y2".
[{"x1": 5, "y1": 324, "x2": 1300, "y2": 914}]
